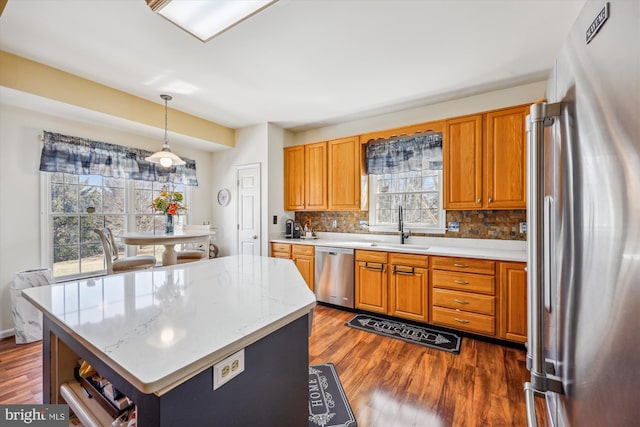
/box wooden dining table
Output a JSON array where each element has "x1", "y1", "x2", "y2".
[{"x1": 118, "y1": 230, "x2": 212, "y2": 266}]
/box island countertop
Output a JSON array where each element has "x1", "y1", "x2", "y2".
[{"x1": 22, "y1": 255, "x2": 316, "y2": 396}]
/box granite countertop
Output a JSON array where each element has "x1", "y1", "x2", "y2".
[
  {"x1": 271, "y1": 233, "x2": 527, "y2": 262},
  {"x1": 22, "y1": 255, "x2": 316, "y2": 395}
]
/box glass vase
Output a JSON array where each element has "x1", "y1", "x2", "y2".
[{"x1": 165, "y1": 214, "x2": 174, "y2": 234}]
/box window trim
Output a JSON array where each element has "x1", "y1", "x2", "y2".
[{"x1": 367, "y1": 172, "x2": 446, "y2": 235}]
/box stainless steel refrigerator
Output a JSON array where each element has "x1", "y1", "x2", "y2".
[{"x1": 525, "y1": 1, "x2": 640, "y2": 426}]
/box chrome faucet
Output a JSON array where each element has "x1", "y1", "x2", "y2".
[{"x1": 398, "y1": 205, "x2": 411, "y2": 244}]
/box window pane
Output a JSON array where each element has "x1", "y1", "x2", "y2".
[
  {"x1": 79, "y1": 185, "x2": 102, "y2": 213},
  {"x1": 103, "y1": 187, "x2": 125, "y2": 213},
  {"x1": 53, "y1": 245, "x2": 79, "y2": 276},
  {"x1": 53, "y1": 216, "x2": 78, "y2": 245},
  {"x1": 80, "y1": 242, "x2": 104, "y2": 273},
  {"x1": 51, "y1": 184, "x2": 65, "y2": 213},
  {"x1": 80, "y1": 216, "x2": 104, "y2": 244}
]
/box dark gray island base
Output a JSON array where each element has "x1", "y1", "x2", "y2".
[{"x1": 44, "y1": 315, "x2": 310, "y2": 426}]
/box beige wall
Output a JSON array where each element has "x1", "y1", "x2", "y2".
[
  {"x1": 292, "y1": 80, "x2": 546, "y2": 145},
  {"x1": 0, "y1": 104, "x2": 215, "y2": 336}
]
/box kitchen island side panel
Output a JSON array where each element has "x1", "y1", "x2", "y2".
[
  {"x1": 160, "y1": 314, "x2": 310, "y2": 426},
  {"x1": 44, "y1": 314, "x2": 310, "y2": 426}
]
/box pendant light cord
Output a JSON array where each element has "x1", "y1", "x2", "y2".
[{"x1": 161, "y1": 94, "x2": 172, "y2": 148}]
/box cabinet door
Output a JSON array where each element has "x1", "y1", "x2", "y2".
[
  {"x1": 484, "y1": 106, "x2": 528, "y2": 209},
  {"x1": 304, "y1": 142, "x2": 327, "y2": 210},
  {"x1": 499, "y1": 262, "x2": 527, "y2": 343},
  {"x1": 444, "y1": 115, "x2": 483, "y2": 210},
  {"x1": 388, "y1": 266, "x2": 428, "y2": 322},
  {"x1": 284, "y1": 146, "x2": 305, "y2": 210},
  {"x1": 293, "y1": 256, "x2": 314, "y2": 291},
  {"x1": 328, "y1": 136, "x2": 361, "y2": 210},
  {"x1": 355, "y1": 260, "x2": 387, "y2": 314}
]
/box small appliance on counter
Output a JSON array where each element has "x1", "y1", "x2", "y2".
[
  {"x1": 292, "y1": 222, "x2": 302, "y2": 239},
  {"x1": 285, "y1": 219, "x2": 294, "y2": 239}
]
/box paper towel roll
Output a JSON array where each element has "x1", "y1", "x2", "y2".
[{"x1": 11, "y1": 268, "x2": 51, "y2": 344}]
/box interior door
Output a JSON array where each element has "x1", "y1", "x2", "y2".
[{"x1": 236, "y1": 163, "x2": 261, "y2": 256}]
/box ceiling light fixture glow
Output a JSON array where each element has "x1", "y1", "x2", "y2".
[
  {"x1": 146, "y1": 0, "x2": 277, "y2": 42},
  {"x1": 145, "y1": 94, "x2": 185, "y2": 168}
]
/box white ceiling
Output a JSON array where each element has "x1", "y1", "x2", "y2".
[{"x1": 0, "y1": 0, "x2": 585, "y2": 134}]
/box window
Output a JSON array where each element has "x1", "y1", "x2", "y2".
[
  {"x1": 44, "y1": 173, "x2": 189, "y2": 280},
  {"x1": 368, "y1": 170, "x2": 445, "y2": 234},
  {"x1": 365, "y1": 130, "x2": 445, "y2": 234}
]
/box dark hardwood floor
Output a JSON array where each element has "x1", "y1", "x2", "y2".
[{"x1": 0, "y1": 305, "x2": 548, "y2": 426}]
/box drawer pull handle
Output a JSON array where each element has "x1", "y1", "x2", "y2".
[
  {"x1": 454, "y1": 280, "x2": 469, "y2": 285},
  {"x1": 392, "y1": 266, "x2": 415, "y2": 275},
  {"x1": 454, "y1": 317, "x2": 470, "y2": 324},
  {"x1": 364, "y1": 262, "x2": 384, "y2": 272},
  {"x1": 454, "y1": 299, "x2": 470, "y2": 305},
  {"x1": 453, "y1": 263, "x2": 469, "y2": 268}
]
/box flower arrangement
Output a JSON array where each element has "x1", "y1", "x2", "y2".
[{"x1": 151, "y1": 184, "x2": 186, "y2": 216}]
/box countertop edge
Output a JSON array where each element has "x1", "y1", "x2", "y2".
[{"x1": 270, "y1": 238, "x2": 527, "y2": 263}]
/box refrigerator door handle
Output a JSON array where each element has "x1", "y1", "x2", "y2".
[
  {"x1": 526, "y1": 102, "x2": 564, "y2": 404},
  {"x1": 524, "y1": 382, "x2": 538, "y2": 427}
]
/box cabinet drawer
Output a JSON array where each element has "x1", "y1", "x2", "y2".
[
  {"x1": 292, "y1": 244, "x2": 314, "y2": 256},
  {"x1": 432, "y1": 288, "x2": 495, "y2": 315},
  {"x1": 431, "y1": 256, "x2": 495, "y2": 275},
  {"x1": 272, "y1": 252, "x2": 291, "y2": 259},
  {"x1": 432, "y1": 270, "x2": 495, "y2": 295},
  {"x1": 271, "y1": 243, "x2": 291, "y2": 254},
  {"x1": 355, "y1": 250, "x2": 388, "y2": 264},
  {"x1": 432, "y1": 306, "x2": 495, "y2": 336},
  {"x1": 388, "y1": 253, "x2": 428, "y2": 269}
]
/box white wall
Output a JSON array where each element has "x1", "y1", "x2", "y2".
[
  {"x1": 210, "y1": 122, "x2": 294, "y2": 257},
  {"x1": 0, "y1": 104, "x2": 214, "y2": 335},
  {"x1": 293, "y1": 81, "x2": 546, "y2": 144}
]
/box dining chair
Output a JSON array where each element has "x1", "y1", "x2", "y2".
[
  {"x1": 94, "y1": 228, "x2": 157, "y2": 274},
  {"x1": 176, "y1": 225, "x2": 210, "y2": 264}
]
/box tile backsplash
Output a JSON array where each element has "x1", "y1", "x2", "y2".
[{"x1": 295, "y1": 210, "x2": 526, "y2": 241}]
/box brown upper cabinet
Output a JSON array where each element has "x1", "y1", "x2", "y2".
[
  {"x1": 328, "y1": 136, "x2": 361, "y2": 210},
  {"x1": 284, "y1": 142, "x2": 327, "y2": 211},
  {"x1": 444, "y1": 105, "x2": 529, "y2": 210}
]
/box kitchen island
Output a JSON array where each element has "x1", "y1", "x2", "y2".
[{"x1": 22, "y1": 255, "x2": 316, "y2": 426}]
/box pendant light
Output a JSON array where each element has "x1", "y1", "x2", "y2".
[{"x1": 145, "y1": 94, "x2": 185, "y2": 167}]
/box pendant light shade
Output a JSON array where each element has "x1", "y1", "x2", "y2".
[{"x1": 146, "y1": 94, "x2": 185, "y2": 167}]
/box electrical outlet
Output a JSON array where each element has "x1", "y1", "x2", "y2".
[
  {"x1": 331, "y1": 219, "x2": 338, "y2": 228},
  {"x1": 448, "y1": 222, "x2": 460, "y2": 232},
  {"x1": 213, "y1": 349, "x2": 245, "y2": 390},
  {"x1": 520, "y1": 222, "x2": 527, "y2": 234},
  {"x1": 273, "y1": 215, "x2": 277, "y2": 225}
]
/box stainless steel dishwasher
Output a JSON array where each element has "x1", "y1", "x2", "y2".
[{"x1": 314, "y1": 246, "x2": 354, "y2": 308}]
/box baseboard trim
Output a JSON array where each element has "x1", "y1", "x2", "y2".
[{"x1": 0, "y1": 328, "x2": 15, "y2": 339}]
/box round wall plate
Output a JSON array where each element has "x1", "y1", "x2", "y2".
[{"x1": 217, "y1": 188, "x2": 230, "y2": 206}]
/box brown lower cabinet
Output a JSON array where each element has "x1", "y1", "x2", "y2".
[
  {"x1": 355, "y1": 250, "x2": 429, "y2": 323},
  {"x1": 275, "y1": 242, "x2": 527, "y2": 343},
  {"x1": 431, "y1": 256, "x2": 497, "y2": 336},
  {"x1": 270, "y1": 242, "x2": 314, "y2": 291},
  {"x1": 499, "y1": 261, "x2": 527, "y2": 343}
]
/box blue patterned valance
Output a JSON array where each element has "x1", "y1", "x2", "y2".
[
  {"x1": 39, "y1": 131, "x2": 198, "y2": 186},
  {"x1": 365, "y1": 131, "x2": 443, "y2": 175}
]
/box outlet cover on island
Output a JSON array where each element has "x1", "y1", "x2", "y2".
[
  {"x1": 213, "y1": 349, "x2": 245, "y2": 390},
  {"x1": 448, "y1": 222, "x2": 460, "y2": 232}
]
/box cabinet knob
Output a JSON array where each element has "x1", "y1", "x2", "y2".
[
  {"x1": 488, "y1": 197, "x2": 493, "y2": 203},
  {"x1": 477, "y1": 198, "x2": 481, "y2": 204}
]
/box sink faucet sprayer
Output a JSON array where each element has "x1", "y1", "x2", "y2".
[{"x1": 398, "y1": 205, "x2": 410, "y2": 244}]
